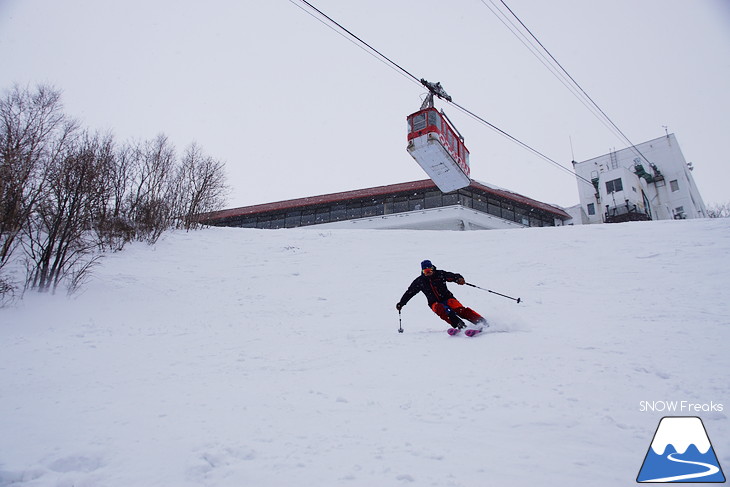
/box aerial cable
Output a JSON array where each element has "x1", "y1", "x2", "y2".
[
  {"x1": 291, "y1": 0, "x2": 593, "y2": 186},
  {"x1": 483, "y1": 0, "x2": 655, "y2": 167},
  {"x1": 291, "y1": 0, "x2": 421, "y2": 87},
  {"x1": 288, "y1": 1, "x2": 421, "y2": 86},
  {"x1": 448, "y1": 100, "x2": 592, "y2": 184},
  {"x1": 479, "y1": 0, "x2": 609, "y2": 127}
]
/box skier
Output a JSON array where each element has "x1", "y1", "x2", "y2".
[{"x1": 396, "y1": 260, "x2": 487, "y2": 330}]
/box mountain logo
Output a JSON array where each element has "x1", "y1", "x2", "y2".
[{"x1": 637, "y1": 416, "x2": 725, "y2": 483}]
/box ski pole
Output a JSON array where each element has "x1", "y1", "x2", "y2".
[
  {"x1": 398, "y1": 309, "x2": 404, "y2": 333},
  {"x1": 465, "y1": 283, "x2": 521, "y2": 303}
]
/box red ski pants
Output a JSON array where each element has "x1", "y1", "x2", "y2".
[{"x1": 431, "y1": 298, "x2": 483, "y2": 324}]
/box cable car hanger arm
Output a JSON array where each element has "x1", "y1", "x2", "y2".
[{"x1": 419, "y1": 78, "x2": 452, "y2": 109}]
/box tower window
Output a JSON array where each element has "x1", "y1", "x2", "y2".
[{"x1": 606, "y1": 178, "x2": 623, "y2": 193}]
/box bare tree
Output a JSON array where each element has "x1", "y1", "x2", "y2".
[
  {"x1": 175, "y1": 143, "x2": 229, "y2": 230},
  {"x1": 90, "y1": 135, "x2": 135, "y2": 252},
  {"x1": 707, "y1": 202, "x2": 730, "y2": 218},
  {"x1": 24, "y1": 131, "x2": 106, "y2": 293},
  {"x1": 1, "y1": 83, "x2": 231, "y2": 299},
  {"x1": 0, "y1": 84, "x2": 73, "y2": 269},
  {"x1": 126, "y1": 134, "x2": 177, "y2": 243}
]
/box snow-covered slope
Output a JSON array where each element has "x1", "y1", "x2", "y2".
[{"x1": 1, "y1": 219, "x2": 728, "y2": 486}]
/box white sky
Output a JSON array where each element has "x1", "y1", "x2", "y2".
[{"x1": 1, "y1": 0, "x2": 729, "y2": 208}]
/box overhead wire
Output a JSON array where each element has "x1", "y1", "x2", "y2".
[
  {"x1": 290, "y1": 0, "x2": 422, "y2": 87},
  {"x1": 290, "y1": 0, "x2": 593, "y2": 186},
  {"x1": 478, "y1": 0, "x2": 611, "y2": 131},
  {"x1": 483, "y1": 0, "x2": 655, "y2": 167}
]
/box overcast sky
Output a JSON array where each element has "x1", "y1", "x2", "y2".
[{"x1": 1, "y1": 0, "x2": 729, "y2": 209}]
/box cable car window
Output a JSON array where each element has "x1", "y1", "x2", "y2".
[
  {"x1": 428, "y1": 111, "x2": 440, "y2": 130},
  {"x1": 412, "y1": 113, "x2": 427, "y2": 132}
]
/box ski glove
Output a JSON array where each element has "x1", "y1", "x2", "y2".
[
  {"x1": 456, "y1": 277, "x2": 465, "y2": 285},
  {"x1": 396, "y1": 302, "x2": 404, "y2": 311}
]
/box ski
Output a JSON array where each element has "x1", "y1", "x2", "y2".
[
  {"x1": 447, "y1": 328, "x2": 462, "y2": 336},
  {"x1": 464, "y1": 328, "x2": 482, "y2": 337}
]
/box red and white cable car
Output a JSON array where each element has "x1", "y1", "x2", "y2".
[{"x1": 406, "y1": 80, "x2": 471, "y2": 193}]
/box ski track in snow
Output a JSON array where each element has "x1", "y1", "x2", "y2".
[{"x1": 0, "y1": 219, "x2": 729, "y2": 486}]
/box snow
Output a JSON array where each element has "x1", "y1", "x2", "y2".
[
  {"x1": 650, "y1": 417, "x2": 711, "y2": 455},
  {"x1": 1, "y1": 219, "x2": 729, "y2": 486}
]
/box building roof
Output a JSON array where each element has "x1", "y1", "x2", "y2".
[{"x1": 204, "y1": 179, "x2": 571, "y2": 221}]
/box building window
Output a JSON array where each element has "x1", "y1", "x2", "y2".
[
  {"x1": 286, "y1": 211, "x2": 301, "y2": 228},
  {"x1": 670, "y1": 179, "x2": 680, "y2": 192},
  {"x1": 331, "y1": 203, "x2": 347, "y2": 221},
  {"x1": 587, "y1": 203, "x2": 595, "y2": 215},
  {"x1": 301, "y1": 209, "x2": 316, "y2": 225},
  {"x1": 442, "y1": 193, "x2": 459, "y2": 206},
  {"x1": 408, "y1": 196, "x2": 424, "y2": 211},
  {"x1": 393, "y1": 196, "x2": 408, "y2": 213},
  {"x1": 473, "y1": 194, "x2": 488, "y2": 213},
  {"x1": 270, "y1": 215, "x2": 286, "y2": 229},
  {"x1": 362, "y1": 201, "x2": 379, "y2": 217},
  {"x1": 424, "y1": 191, "x2": 442, "y2": 209},
  {"x1": 515, "y1": 208, "x2": 529, "y2": 226},
  {"x1": 315, "y1": 208, "x2": 330, "y2": 223},
  {"x1": 346, "y1": 203, "x2": 362, "y2": 219},
  {"x1": 502, "y1": 204, "x2": 515, "y2": 222},
  {"x1": 606, "y1": 178, "x2": 623, "y2": 193}
]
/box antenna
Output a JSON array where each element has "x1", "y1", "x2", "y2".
[
  {"x1": 662, "y1": 125, "x2": 669, "y2": 137},
  {"x1": 569, "y1": 136, "x2": 576, "y2": 162}
]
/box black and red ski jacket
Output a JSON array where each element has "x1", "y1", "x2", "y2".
[{"x1": 398, "y1": 269, "x2": 464, "y2": 308}]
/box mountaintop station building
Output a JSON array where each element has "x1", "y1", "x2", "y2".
[
  {"x1": 202, "y1": 179, "x2": 571, "y2": 231},
  {"x1": 571, "y1": 134, "x2": 707, "y2": 223}
]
